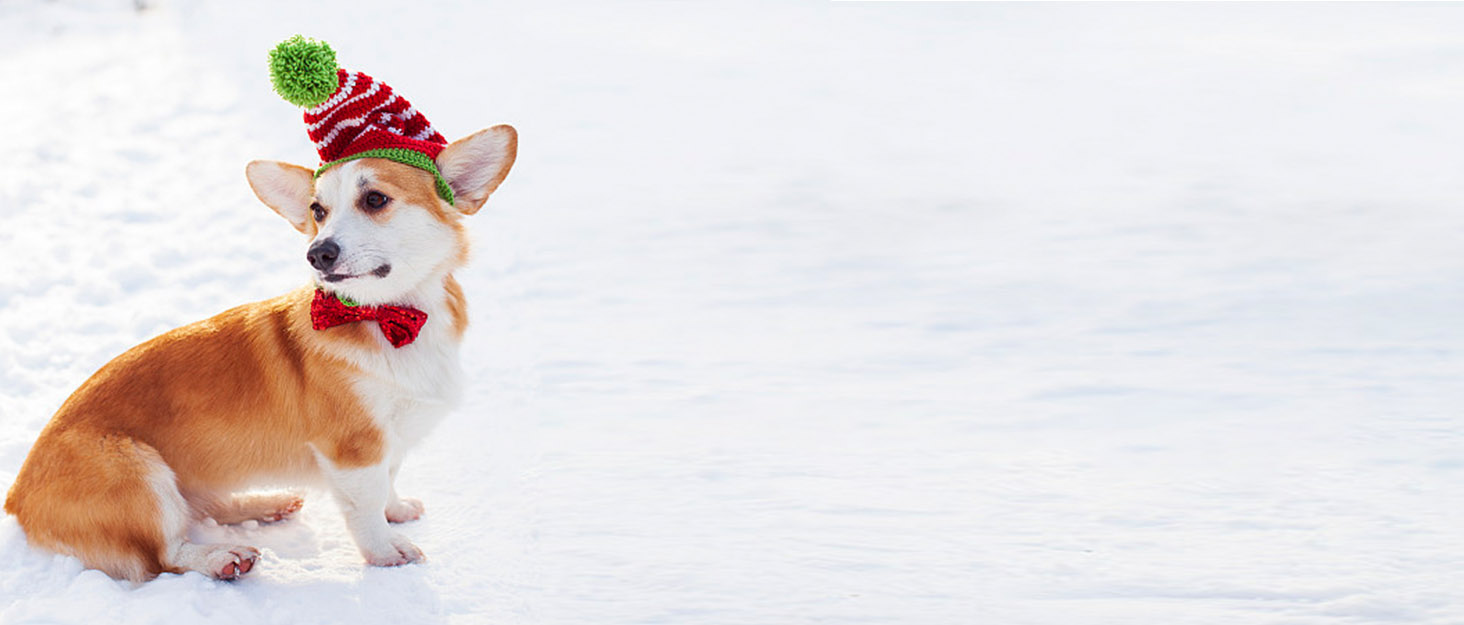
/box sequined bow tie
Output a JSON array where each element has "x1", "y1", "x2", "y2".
[{"x1": 310, "y1": 289, "x2": 428, "y2": 348}]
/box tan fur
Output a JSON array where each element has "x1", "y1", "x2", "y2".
[
  {"x1": 203, "y1": 491, "x2": 304, "y2": 525},
  {"x1": 356, "y1": 160, "x2": 444, "y2": 223},
  {"x1": 444, "y1": 275, "x2": 469, "y2": 339},
  {"x1": 4, "y1": 288, "x2": 380, "y2": 579},
  {"x1": 246, "y1": 161, "x2": 317, "y2": 235},
  {"x1": 437, "y1": 125, "x2": 517, "y2": 215},
  {"x1": 5, "y1": 125, "x2": 515, "y2": 582}
]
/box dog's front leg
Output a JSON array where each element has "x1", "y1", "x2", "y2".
[{"x1": 315, "y1": 452, "x2": 424, "y2": 566}]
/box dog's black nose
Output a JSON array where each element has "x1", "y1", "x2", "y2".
[{"x1": 307, "y1": 239, "x2": 340, "y2": 271}]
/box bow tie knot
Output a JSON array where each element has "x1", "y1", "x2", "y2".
[{"x1": 310, "y1": 289, "x2": 428, "y2": 348}]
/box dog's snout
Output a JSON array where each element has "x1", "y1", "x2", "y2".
[{"x1": 307, "y1": 239, "x2": 340, "y2": 271}]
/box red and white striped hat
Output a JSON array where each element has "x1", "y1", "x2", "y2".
[{"x1": 269, "y1": 36, "x2": 456, "y2": 204}]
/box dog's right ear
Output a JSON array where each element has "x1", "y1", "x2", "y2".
[{"x1": 246, "y1": 160, "x2": 316, "y2": 234}]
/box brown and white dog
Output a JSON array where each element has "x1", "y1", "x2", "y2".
[{"x1": 3, "y1": 125, "x2": 517, "y2": 581}]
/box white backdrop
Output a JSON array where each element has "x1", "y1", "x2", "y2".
[{"x1": 1, "y1": 2, "x2": 1463, "y2": 623}]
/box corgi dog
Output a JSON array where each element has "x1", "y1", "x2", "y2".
[{"x1": 3, "y1": 124, "x2": 517, "y2": 582}]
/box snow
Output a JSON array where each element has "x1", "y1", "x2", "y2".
[{"x1": 2, "y1": 1, "x2": 1464, "y2": 623}]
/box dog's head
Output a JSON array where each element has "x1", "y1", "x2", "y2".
[{"x1": 246, "y1": 125, "x2": 517, "y2": 305}]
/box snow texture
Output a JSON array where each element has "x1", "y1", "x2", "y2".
[{"x1": 2, "y1": 1, "x2": 1464, "y2": 623}]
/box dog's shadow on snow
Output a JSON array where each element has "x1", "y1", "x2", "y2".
[
  {"x1": 188, "y1": 510, "x2": 448, "y2": 622},
  {"x1": 0, "y1": 511, "x2": 447, "y2": 623}
]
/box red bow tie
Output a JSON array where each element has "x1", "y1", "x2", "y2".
[{"x1": 310, "y1": 289, "x2": 428, "y2": 348}]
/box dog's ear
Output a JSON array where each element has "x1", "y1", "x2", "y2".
[
  {"x1": 436, "y1": 125, "x2": 517, "y2": 215},
  {"x1": 246, "y1": 160, "x2": 316, "y2": 233}
]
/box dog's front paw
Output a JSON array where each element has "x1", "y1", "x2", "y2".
[
  {"x1": 362, "y1": 534, "x2": 425, "y2": 567},
  {"x1": 385, "y1": 497, "x2": 424, "y2": 523}
]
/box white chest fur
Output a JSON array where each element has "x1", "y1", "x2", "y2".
[{"x1": 331, "y1": 289, "x2": 464, "y2": 459}]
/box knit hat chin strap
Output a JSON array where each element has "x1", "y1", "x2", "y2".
[{"x1": 269, "y1": 36, "x2": 456, "y2": 205}]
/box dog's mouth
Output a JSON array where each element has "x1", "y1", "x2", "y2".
[{"x1": 322, "y1": 264, "x2": 392, "y2": 283}]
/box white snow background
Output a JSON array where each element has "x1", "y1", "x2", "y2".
[{"x1": 1, "y1": 1, "x2": 1463, "y2": 623}]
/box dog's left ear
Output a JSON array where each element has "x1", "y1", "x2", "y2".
[{"x1": 436, "y1": 125, "x2": 517, "y2": 215}]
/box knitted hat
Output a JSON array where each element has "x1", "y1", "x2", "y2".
[{"x1": 268, "y1": 36, "x2": 455, "y2": 204}]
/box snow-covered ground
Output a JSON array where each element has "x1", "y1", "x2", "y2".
[{"x1": 2, "y1": 1, "x2": 1464, "y2": 623}]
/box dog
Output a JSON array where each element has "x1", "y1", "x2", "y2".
[{"x1": 3, "y1": 39, "x2": 516, "y2": 580}]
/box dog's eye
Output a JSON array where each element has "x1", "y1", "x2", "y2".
[
  {"x1": 363, "y1": 191, "x2": 389, "y2": 211},
  {"x1": 310, "y1": 203, "x2": 326, "y2": 222}
]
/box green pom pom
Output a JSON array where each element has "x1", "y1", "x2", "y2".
[{"x1": 268, "y1": 35, "x2": 339, "y2": 108}]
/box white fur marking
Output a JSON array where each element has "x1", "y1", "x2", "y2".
[
  {"x1": 143, "y1": 455, "x2": 191, "y2": 566},
  {"x1": 310, "y1": 161, "x2": 462, "y2": 306},
  {"x1": 311, "y1": 447, "x2": 424, "y2": 566}
]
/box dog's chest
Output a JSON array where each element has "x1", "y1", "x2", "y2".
[{"x1": 348, "y1": 323, "x2": 463, "y2": 451}]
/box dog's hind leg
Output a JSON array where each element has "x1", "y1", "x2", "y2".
[
  {"x1": 146, "y1": 462, "x2": 263, "y2": 579},
  {"x1": 196, "y1": 491, "x2": 304, "y2": 525},
  {"x1": 3, "y1": 429, "x2": 258, "y2": 581},
  {"x1": 7, "y1": 430, "x2": 171, "y2": 580},
  {"x1": 170, "y1": 542, "x2": 261, "y2": 580}
]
